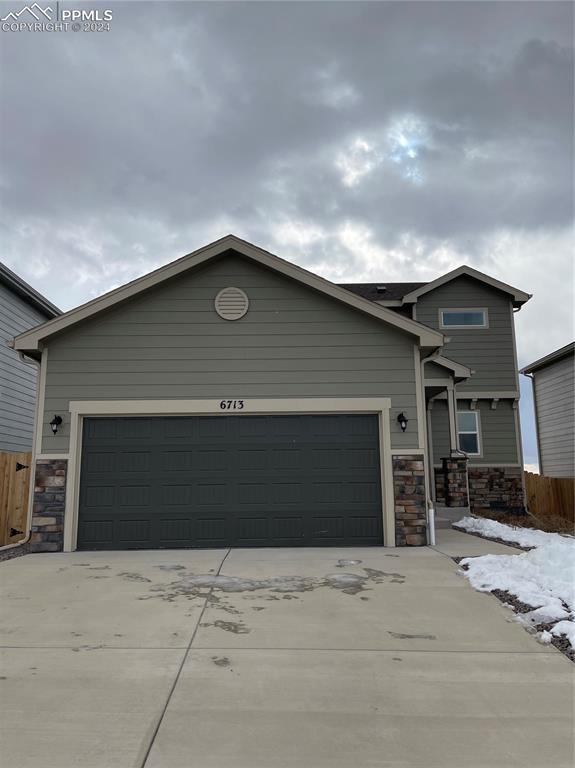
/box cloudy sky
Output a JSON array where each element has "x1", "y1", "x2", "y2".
[{"x1": 1, "y1": 0, "x2": 573, "y2": 466}]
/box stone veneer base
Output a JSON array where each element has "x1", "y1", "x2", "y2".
[
  {"x1": 30, "y1": 459, "x2": 67, "y2": 552},
  {"x1": 468, "y1": 466, "x2": 525, "y2": 516},
  {"x1": 392, "y1": 456, "x2": 427, "y2": 546}
]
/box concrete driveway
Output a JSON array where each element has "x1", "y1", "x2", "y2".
[{"x1": 1, "y1": 530, "x2": 573, "y2": 768}]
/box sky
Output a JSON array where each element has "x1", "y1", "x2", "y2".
[{"x1": 1, "y1": 1, "x2": 573, "y2": 467}]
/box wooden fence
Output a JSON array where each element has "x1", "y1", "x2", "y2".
[
  {"x1": 0, "y1": 451, "x2": 32, "y2": 547},
  {"x1": 524, "y1": 471, "x2": 574, "y2": 525}
]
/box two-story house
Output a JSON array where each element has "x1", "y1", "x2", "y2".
[
  {"x1": 0, "y1": 262, "x2": 61, "y2": 452},
  {"x1": 12, "y1": 235, "x2": 530, "y2": 552}
]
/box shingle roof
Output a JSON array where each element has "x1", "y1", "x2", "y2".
[{"x1": 338, "y1": 282, "x2": 427, "y2": 302}]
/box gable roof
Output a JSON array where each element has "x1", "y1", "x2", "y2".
[
  {"x1": 13, "y1": 235, "x2": 444, "y2": 354},
  {"x1": 429, "y1": 355, "x2": 473, "y2": 381},
  {"x1": 520, "y1": 342, "x2": 574, "y2": 375},
  {"x1": 0, "y1": 262, "x2": 61, "y2": 318},
  {"x1": 401, "y1": 265, "x2": 531, "y2": 307}
]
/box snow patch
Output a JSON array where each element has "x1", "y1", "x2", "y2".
[{"x1": 458, "y1": 517, "x2": 575, "y2": 649}]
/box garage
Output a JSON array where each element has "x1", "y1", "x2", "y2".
[{"x1": 77, "y1": 414, "x2": 383, "y2": 550}]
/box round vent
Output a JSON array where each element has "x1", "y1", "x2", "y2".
[{"x1": 214, "y1": 287, "x2": 249, "y2": 320}]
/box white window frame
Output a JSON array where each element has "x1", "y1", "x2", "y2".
[
  {"x1": 457, "y1": 409, "x2": 482, "y2": 456},
  {"x1": 439, "y1": 308, "x2": 489, "y2": 329}
]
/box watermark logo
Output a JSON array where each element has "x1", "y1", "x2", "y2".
[
  {"x1": 1, "y1": 2, "x2": 113, "y2": 31},
  {"x1": 1, "y1": 3, "x2": 52, "y2": 21}
]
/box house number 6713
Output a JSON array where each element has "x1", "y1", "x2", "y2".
[{"x1": 219, "y1": 400, "x2": 245, "y2": 410}]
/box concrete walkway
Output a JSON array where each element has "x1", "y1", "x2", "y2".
[{"x1": 1, "y1": 531, "x2": 573, "y2": 767}]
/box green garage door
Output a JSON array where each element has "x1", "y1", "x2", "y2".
[{"x1": 78, "y1": 414, "x2": 383, "y2": 550}]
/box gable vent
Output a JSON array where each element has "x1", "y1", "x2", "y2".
[{"x1": 214, "y1": 287, "x2": 250, "y2": 320}]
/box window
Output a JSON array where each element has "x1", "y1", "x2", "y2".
[
  {"x1": 457, "y1": 411, "x2": 481, "y2": 455},
  {"x1": 440, "y1": 309, "x2": 488, "y2": 328}
]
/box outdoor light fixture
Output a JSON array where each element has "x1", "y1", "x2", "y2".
[
  {"x1": 50, "y1": 415, "x2": 62, "y2": 435},
  {"x1": 397, "y1": 412, "x2": 408, "y2": 432}
]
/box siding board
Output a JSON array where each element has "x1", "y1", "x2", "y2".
[
  {"x1": 430, "y1": 398, "x2": 519, "y2": 465},
  {"x1": 532, "y1": 354, "x2": 574, "y2": 477},
  {"x1": 42, "y1": 254, "x2": 420, "y2": 453},
  {"x1": 0, "y1": 283, "x2": 49, "y2": 452},
  {"x1": 416, "y1": 276, "x2": 518, "y2": 392}
]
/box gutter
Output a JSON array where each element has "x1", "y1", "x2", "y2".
[{"x1": 0, "y1": 350, "x2": 40, "y2": 551}]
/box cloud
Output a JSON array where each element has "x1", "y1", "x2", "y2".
[{"x1": 1, "y1": 0, "x2": 572, "y2": 465}]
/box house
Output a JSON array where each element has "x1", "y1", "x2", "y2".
[
  {"x1": 521, "y1": 343, "x2": 574, "y2": 478},
  {"x1": 12, "y1": 235, "x2": 530, "y2": 552},
  {"x1": 0, "y1": 262, "x2": 60, "y2": 452}
]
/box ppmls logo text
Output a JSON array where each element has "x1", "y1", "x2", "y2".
[{"x1": 1, "y1": 3, "x2": 113, "y2": 32}]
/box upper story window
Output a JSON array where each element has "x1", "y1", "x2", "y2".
[
  {"x1": 440, "y1": 308, "x2": 488, "y2": 329},
  {"x1": 457, "y1": 411, "x2": 481, "y2": 455}
]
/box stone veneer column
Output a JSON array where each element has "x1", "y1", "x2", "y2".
[
  {"x1": 468, "y1": 466, "x2": 525, "y2": 516},
  {"x1": 392, "y1": 455, "x2": 427, "y2": 546},
  {"x1": 30, "y1": 459, "x2": 67, "y2": 552},
  {"x1": 439, "y1": 456, "x2": 469, "y2": 507}
]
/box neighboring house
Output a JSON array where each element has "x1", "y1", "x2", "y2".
[
  {"x1": 12, "y1": 235, "x2": 530, "y2": 552},
  {"x1": 521, "y1": 343, "x2": 575, "y2": 478},
  {"x1": 0, "y1": 263, "x2": 60, "y2": 452}
]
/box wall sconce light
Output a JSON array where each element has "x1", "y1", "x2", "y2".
[
  {"x1": 50, "y1": 415, "x2": 62, "y2": 435},
  {"x1": 397, "y1": 412, "x2": 408, "y2": 432}
]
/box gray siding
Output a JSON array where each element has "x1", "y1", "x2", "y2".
[
  {"x1": 416, "y1": 276, "x2": 518, "y2": 393},
  {"x1": 424, "y1": 361, "x2": 452, "y2": 383},
  {"x1": 431, "y1": 398, "x2": 519, "y2": 465},
  {"x1": 532, "y1": 354, "x2": 574, "y2": 477},
  {"x1": 42, "y1": 253, "x2": 420, "y2": 453},
  {"x1": 0, "y1": 283, "x2": 46, "y2": 452}
]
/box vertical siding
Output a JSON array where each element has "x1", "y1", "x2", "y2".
[
  {"x1": 42, "y1": 253, "x2": 420, "y2": 453},
  {"x1": 533, "y1": 355, "x2": 574, "y2": 477},
  {"x1": 416, "y1": 276, "x2": 518, "y2": 392},
  {"x1": 431, "y1": 397, "x2": 519, "y2": 465},
  {"x1": 0, "y1": 283, "x2": 47, "y2": 452}
]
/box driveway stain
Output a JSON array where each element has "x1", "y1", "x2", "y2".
[
  {"x1": 363, "y1": 567, "x2": 405, "y2": 583},
  {"x1": 134, "y1": 567, "x2": 408, "y2": 604},
  {"x1": 211, "y1": 656, "x2": 231, "y2": 667},
  {"x1": 335, "y1": 559, "x2": 363, "y2": 568},
  {"x1": 155, "y1": 565, "x2": 186, "y2": 571},
  {"x1": 202, "y1": 620, "x2": 251, "y2": 634},
  {"x1": 388, "y1": 631, "x2": 436, "y2": 640},
  {"x1": 118, "y1": 572, "x2": 152, "y2": 583}
]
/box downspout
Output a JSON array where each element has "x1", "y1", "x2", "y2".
[
  {"x1": 0, "y1": 350, "x2": 41, "y2": 551},
  {"x1": 420, "y1": 349, "x2": 443, "y2": 546}
]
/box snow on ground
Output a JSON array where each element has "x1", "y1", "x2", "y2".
[{"x1": 456, "y1": 516, "x2": 575, "y2": 649}]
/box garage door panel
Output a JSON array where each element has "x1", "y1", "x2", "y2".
[
  {"x1": 117, "y1": 519, "x2": 151, "y2": 543},
  {"x1": 160, "y1": 518, "x2": 192, "y2": 543},
  {"x1": 117, "y1": 485, "x2": 151, "y2": 507},
  {"x1": 194, "y1": 517, "x2": 229, "y2": 544},
  {"x1": 78, "y1": 414, "x2": 383, "y2": 549}
]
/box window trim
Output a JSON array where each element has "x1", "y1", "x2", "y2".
[
  {"x1": 457, "y1": 409, "x2": 482, "y2": 457},
  {"x1": 439, "y1": 307, "x2": 489, "y2": 329}
]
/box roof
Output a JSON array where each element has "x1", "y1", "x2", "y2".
[
  {"x1": 340, "y1": 266, "x2": 531, "y2": 309},
  {"x1": 520, "y1": 342, "x2": 575, "y2": 375},
  {"x1": 430, "y1": 355, "x2": 473, "y2": 381},
  {"x1": 401, "y1": 265, "x2": 531, "y2": 308},
  {"x1": 13, "y1": 235, "x2": 444, "y2": 354},
  {"x1": 0, "y1": 262, "x2": 61, "y2": 318},
  {"x1": 339, "y1": 282, "x2": 426, "y2": 302}
]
